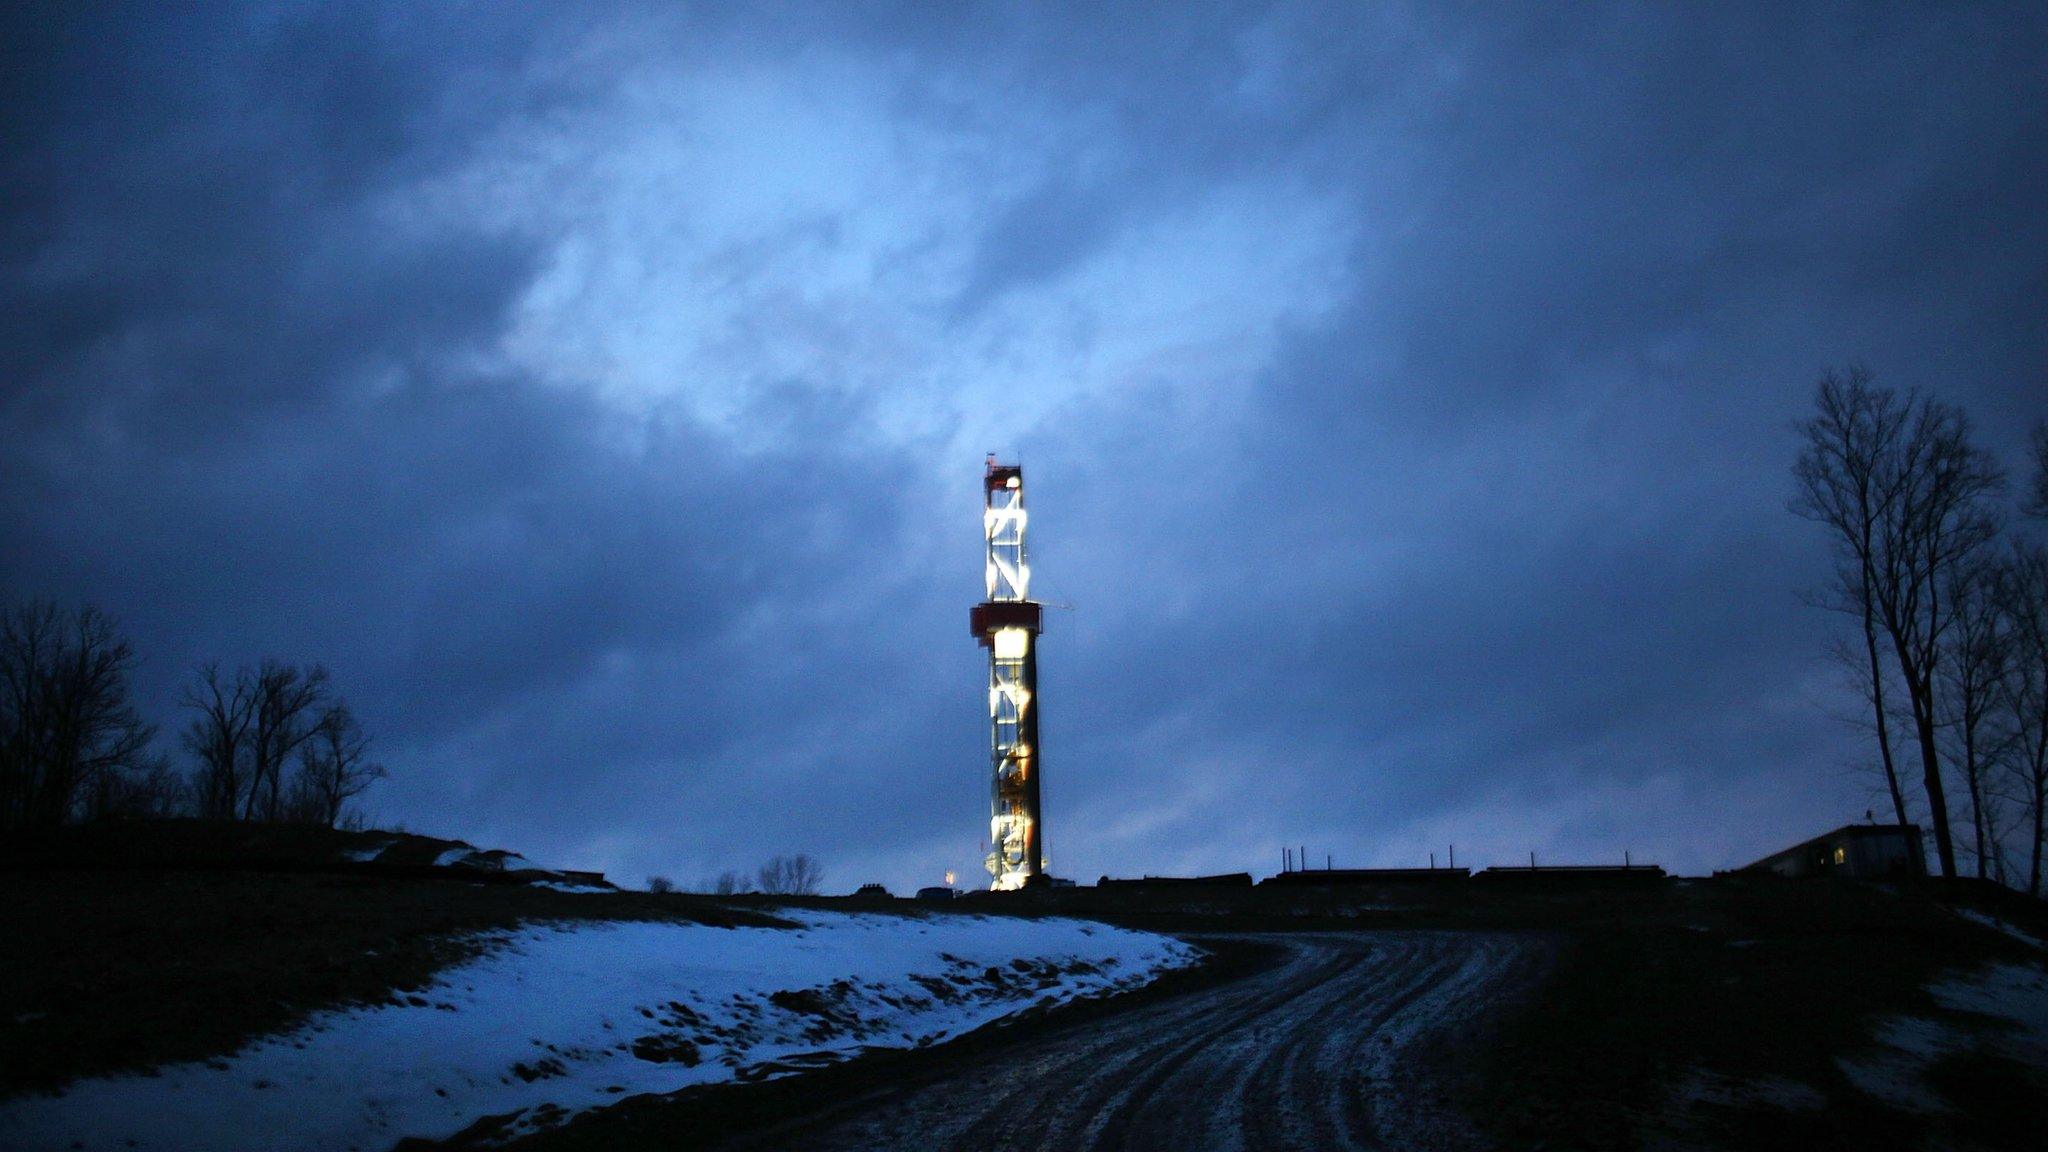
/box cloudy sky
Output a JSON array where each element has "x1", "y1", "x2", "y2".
[{"x1": 4, "y1": 3, "x2": 2044, "y2": 890}]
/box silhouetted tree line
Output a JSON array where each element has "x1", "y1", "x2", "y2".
[
  {"x1": 0, "y1": 601, "x2": 384, "y2": 832},
  {"x1": 1794, "y1": 368, "x2": 2048, "y2": 895},
  {"x1": 694, "y1": 854, "x2": 825, "y2": 896}
]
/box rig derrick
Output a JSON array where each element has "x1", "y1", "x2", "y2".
[{"x1": 971, "y1": 457, "x2": 1045, "y2": 890}]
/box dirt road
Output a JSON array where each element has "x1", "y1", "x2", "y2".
[{"x1": 727, "y1": 932, "x2": 1546, "y2": 1152}]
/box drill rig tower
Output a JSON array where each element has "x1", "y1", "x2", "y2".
[{"x1": 971, "y1": 457, "x2": 1045, "y2": 890}]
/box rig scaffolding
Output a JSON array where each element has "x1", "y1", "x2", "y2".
[{"x1": 970, "y1": 456, "x2": 1045, "y2": 890}]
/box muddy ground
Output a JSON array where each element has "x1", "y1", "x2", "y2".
[{"x1": 718, "y1": 932, "x2": 1545, "y2": 1152}]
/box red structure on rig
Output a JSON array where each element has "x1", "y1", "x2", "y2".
[{"x1": 970, "y1": 456, "x2": 1045, "y2": 889}]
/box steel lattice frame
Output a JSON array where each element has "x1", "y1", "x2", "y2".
[{"x1": 972, "y1": 459, "x2": 1043, "y2": 890}]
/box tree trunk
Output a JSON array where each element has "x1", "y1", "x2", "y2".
[
  {"x1": 1910, "y1": 694, "x2": 1958, "y2": 877},
  {"x1": 2032, "y1": 772, "x2": 2045, "y2": 899},
  {"x1": 1863, "y1": 604, "x2": 1910, "y2": 826},
  {"x1": 1890, "y1": 631, "x2": 1957, "y2": 876},
  {"x1": 2031, "y1": 726, "x2": 2048, "y2": 899},
  {"x1": 1964, "y1": 733, "x2": 1988, "y2": 880}
]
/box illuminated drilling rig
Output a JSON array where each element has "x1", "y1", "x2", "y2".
[{"x1": 971, "y1": 456, "x2": 1045, "y2": 890}]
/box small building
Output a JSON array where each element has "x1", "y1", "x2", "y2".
[
  {"x1": 1740, "y1": 823, "x2": 1926, "y2": 879},
  {"x1": 914, "y1": 885, "x2": 956, "y2": 902}
]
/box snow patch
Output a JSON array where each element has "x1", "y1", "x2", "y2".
[
  {"x1": 1837, "y1": 962, "x2": 2048, "y2": 1113},
  {"x1": 0, "y1": 912, "x2": 1200, "y2": 1151},
  {"x1": 1837, "y1": 1015, "x2": 1964, "y2": 1113},
  {"x1": 430, "y1": 846, "x2": 472, "y2": 867},
  {"x1": 1954, "y1": 908, "x2": 2047, "y2": 953},
  {"x1": 1930, "y1": 962, "x2": 2048, "y2": 1062},
  {"x1": 1674, "y1": 1069, "x2": 1826, "y2": 1113}
]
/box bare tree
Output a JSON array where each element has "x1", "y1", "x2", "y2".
[
  {"x1": 646, "y1": 875, "x2": 676, "y2": 894},
  {"x1": 1793, "y1": 369, "x2": 2004, "y2": 876},
  {"x1": 82, "y1": 750, "x2": 188, "y2": 822},
  {"x1": 707, "y1": 870, "x2": 754, "y2": 895},
  {"x1": 756, "y1": 853, "x2": 824, "y2": 896},
  {"x1": 1938, "y1": 555, "x2": 2012, "y2": 880},
  {"x1": 288, "y1": 702, "x2": 385, "y2": 827},
  {"x1": 1793, "y1": 369, "x2": 1914, "y2": 827},
  {"x1": 1998, "y1": 542, "x2": 2048, "y2": 897},
  {"x1": 0, "y1": 601, "x2": 155, "y2": 830},
  {"x1": 245, "y1": 661, "x2": 329, "y2": 821},
  {"x1": 1879, "y1": 393, "x2": 2004, "y2": 878},
  {"x1": 2027, "y1": 420, "x2": 2048, "y2": 518},
  {"x1": 182, "y1": 661, "x2": 254, "y2": 819},
  {"x1": 182, "y1": 660, "x2": 336, "y2": 821}
]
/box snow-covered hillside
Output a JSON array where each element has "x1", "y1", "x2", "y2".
[{"x1": 2, "y1": 911, "x2": 1199, "y2": 1151}]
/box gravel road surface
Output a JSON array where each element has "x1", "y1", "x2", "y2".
[{"x1": 731, "y1": 931, "x2": 1545, "y2": 1152}]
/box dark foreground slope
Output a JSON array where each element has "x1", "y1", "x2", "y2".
[
  {"x1": 509, "y1": 876, "x2": 2047, "y2": 1152},
  {"x1": 0, "y1": 822, "x2": 786, "y2": 1094},
  {"x1": 1450, "y1": 877, "x2": 2048, "y2": 1150},
  {"x1": 6, "y1": 825, "x2": 2045, "y2": 1151}
]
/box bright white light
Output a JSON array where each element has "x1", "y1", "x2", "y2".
[
  {"x1": 983, "y1": 506, "x2": 1026, "y2": 535},
  {"x1": 994, "y1": 682, "x2": 1030, "y2": 715},
  {"x1": 992, "y1": 627, "x2": 1029, "y2": 660},
  {"x1": 989, "y1": 555, "x2": 1029, "y2": 599}
]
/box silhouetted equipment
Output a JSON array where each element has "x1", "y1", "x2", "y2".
[
  {"x1": 915, "y1": 885, "x2": 957, "y2": 902},
  {"x1": 1263, "y1": 867, "x2": 1473, "y2": 886},
  {"x1": 1474, "y1": 863, "x2": 1666, "y2": 881},
  {"x1": 1738, "y1": 823, "x2": 1927, "y2": 879},
  {"x1": 852, "y1": 883, "x2": 892, "y2": 899},
  {"x1": 972, "y1": 457, "x2": 1046, "y2": 890},
  {"x1": 1097, "y1": 873, "x2": 1255, "y2": 888}
]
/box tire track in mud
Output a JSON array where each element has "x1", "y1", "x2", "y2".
[{"x1": 751, "y1": 932, "x2": 1544, "y2": 1152}]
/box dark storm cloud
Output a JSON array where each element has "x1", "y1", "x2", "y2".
[
  {"x1": 4, "y1": 3, "x2": 2044, "y2": 887},
  {"x1": 0, "y1": 2, "x2": 943, "y2": 871},
  {"x1": 948, "y1": 4, "x2": 2047, "y2": 876}
]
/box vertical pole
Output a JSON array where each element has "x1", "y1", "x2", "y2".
[{"x1": 1021, "y1": 641, "x2": 1043, "y2": 880}]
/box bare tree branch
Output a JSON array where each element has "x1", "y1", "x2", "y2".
[
  {"x1": 288, "y1": 702, "x2": 386, "y2": 827},
  {"x1": 1996, "y1": 541, "x2": 2048, "y2": 896},
  {"x1": 182, "y1": 661, "x2": 254, "y2": 820},
  {"x1": 1792, "y1": 368, "x2": 2004, "y2": 877},
  {"x1": 755, "y1": 854, "x2": 824, "y2": 896},
  {"x1": 245, "y1": 661, "x2": 329, "y2": 822},
  {"x1": 2027, "y1": 420, "x2": 2048, "y2": 519},
  {"x1": 1, "y1": 601, "x2": 155, "y2": 829}
]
